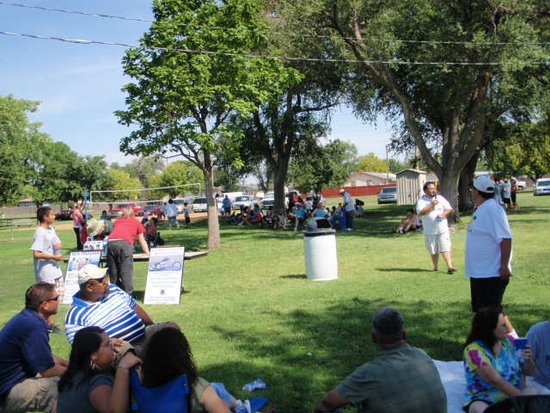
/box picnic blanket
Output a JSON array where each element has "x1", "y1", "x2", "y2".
[{"x1": 434, "y1": 360, "x2": 550, "y2": 413}]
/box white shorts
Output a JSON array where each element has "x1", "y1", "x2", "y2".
[{"x1": 424, "y1": 232, "x2": 451, "y2": 254}]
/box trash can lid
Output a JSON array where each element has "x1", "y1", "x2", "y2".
[{"x1": 304, "y1": 228, "x2": 336, "y2": 237}]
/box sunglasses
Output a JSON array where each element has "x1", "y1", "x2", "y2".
[{"x1": 44, "y1": 295, "x2": 60, "y2": 303}]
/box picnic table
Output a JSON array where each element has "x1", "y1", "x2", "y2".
[{"x1": 63, "y1": 248, "x2": 208, "y2": 263}]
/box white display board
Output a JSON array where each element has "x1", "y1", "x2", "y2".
[
  {"x1": 144, "y1": 247, "x2": 185, "y2": 305},
  {"x1": 63, "y1": 251, "x2": 102, "y2": 304}
]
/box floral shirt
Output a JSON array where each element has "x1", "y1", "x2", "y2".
[{"x1": 463, "y1": 336, "x2": 521, "y2": 407}]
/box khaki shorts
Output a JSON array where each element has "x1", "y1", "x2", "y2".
[
  {"x1": 424, "y1": 232, "x2": 451, "y2": 254},
  {"x1": 0, "y1": 376, "x2": 58, "y2": 413}
]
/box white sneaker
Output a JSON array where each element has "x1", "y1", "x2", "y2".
[{"x1": 346, "y1": 228, "x2": 353, "y2": 231}]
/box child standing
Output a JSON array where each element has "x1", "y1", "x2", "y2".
[{"x1": 30, "y1": 206, "x2": 64, "y2": 330}]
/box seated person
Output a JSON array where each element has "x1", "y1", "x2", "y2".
[
  {"x1": 64, "y1": 264, "x2": 173, "y2": 358},
  {"x1": 312, "y1": 202, "x2": 328, "y2": 218},
  {"x1": 355, "y1": 199, "x2": 366, "y2": 217},
  {"x1": 134, "y1": 327, "x2": 230, "y2": 413},
  {"x1": 329, "y1": 204, "x2": 346, "y2": 230},
  {"x1": 396, "y1": 208, "x2": 421, "y2": 234},
  {"x1": 87, "y1": 218, "x2": 108, "y2": 241},
  {"x1": 463, "y1": 307, "x2": 537, "y2": 413},
  {"x1": 238, "y1": 204, "x2": 263, "y2": 226},
  {"x1": 144, "y1": 217, "x2": 164, "y2": 247},
  {"x1": 57, "y1": 327, "x2": 141, "y2": 413},
  {"x1": 289, "y1": 203, "x2": 308, "y2": 231},
  {"x1": 527, "y1": 320, "x2": 550, "y2": 389},
  {"x1": 314, "y1": 307, "x2": 446, "y2": 413},
  {"x1": 0, "y1": 283, "x2": 68, "y2": 413}
]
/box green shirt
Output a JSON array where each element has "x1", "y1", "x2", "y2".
[{"x1": 337, "y1": 343, "x2": 447, "y2": 413}]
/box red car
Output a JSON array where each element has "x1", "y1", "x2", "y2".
[{"x1": 109, "y1": 202, "x2": 142, "y2": 218}]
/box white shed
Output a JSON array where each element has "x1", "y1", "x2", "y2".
[{"x1": 396, "y1": 169, "x2": 427, "y2": 205}]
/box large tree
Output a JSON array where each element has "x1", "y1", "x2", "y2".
[
  {"x1": 0, "y1": 96, "x2": 41, "y2": 205},
  {"x1": 117, "y1": 0, "x2": 298, "y2": 248},
  {"x1": 283, "y1": 0, "x2": 549, "y2": 212}
]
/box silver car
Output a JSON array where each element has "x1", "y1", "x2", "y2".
[{"x1": 377, "y1": 186, "x2": 397, "y2": 204}]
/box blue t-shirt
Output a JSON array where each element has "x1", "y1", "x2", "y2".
[
  {"x1": 0, "y1": 309, "x2": 55, "y2": 404},
  {"x1": 57, "y1": 371, "x2": 113, "y2": 413}
]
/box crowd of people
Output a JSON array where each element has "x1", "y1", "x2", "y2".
[{"x1": 1, "y1": 177, "x2": 549, "y2": 412}]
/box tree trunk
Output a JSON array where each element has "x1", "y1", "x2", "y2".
[
  {"x1": 438, "y1": 168, "x2": 461, "y2": 222},
  {"x1": 203, "y1": 153, "x2": 220, "y2": 250},
  {"x1": 272, "y1": 158, "x2": 289, "y2": 217},
  {"x1": 458, "y1": 153, "x2": 478, "y2": 213}
]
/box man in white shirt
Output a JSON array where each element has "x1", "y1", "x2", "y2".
[
  {"x1": 465, "y1": 175, "x2": 512, "y2": 312},
  {"x1": 416, "y1": 182, "x2": 456, "y2": 274}
]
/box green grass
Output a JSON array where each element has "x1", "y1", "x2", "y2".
[{"x1": 1, "y1": 192, "x2": 549, "y2": 412}]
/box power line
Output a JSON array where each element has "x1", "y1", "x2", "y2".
[
  {"x1": 0, "y1": 0, "x2": 151, "y2": 23},
  {"x1": 1, "y1": 30, "x2": 548, "y2": 67},
  {"x1": 1, "y1": 1, "x2": 549, "y2": 47}
]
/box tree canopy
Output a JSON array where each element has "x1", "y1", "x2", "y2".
[{"x1": 116, "y1": 0, "x2": 299, "y2": 248}]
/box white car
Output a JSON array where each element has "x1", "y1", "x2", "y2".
[
  {"x1": 232, "y1": 195, "x2": 254, "y2": 210},
  {"x1": 192, "y1": 197, "x2": 208, "y2": 212},
  {"x1": 533, "y1": 178, "x2": 550, "y2": 196},
  {"x1": 377, "y1": 186, "x2": 398, "y2": 204}
]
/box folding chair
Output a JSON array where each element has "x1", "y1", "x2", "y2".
[{"x1": 130, "y1": 369, "x2": 190, "y2": 413}]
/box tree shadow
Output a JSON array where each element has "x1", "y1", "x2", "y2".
[
  {"x1": 279, "y1": 274, "x2": 307, "y2": 279},
  {"x1": 203, "y1": 297, "x2": 548, "y2": 412},
  {"x1": 376, "y1": 267, "x2": 429, "y2": 273}
]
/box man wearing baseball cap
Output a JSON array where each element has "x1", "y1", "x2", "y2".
[
  {"x1": 465, "y1": 175, "x2": 512, "y2": 312},
  {"x1": 64, "y1": 264, "x2": 157, "y2": 356}
]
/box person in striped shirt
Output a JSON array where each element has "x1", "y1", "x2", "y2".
[{"x1": 64, "y1": 264, "x2": 172, "y2": 358}]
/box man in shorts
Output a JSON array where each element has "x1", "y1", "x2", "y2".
[
  {"x1": 416, "y1": 182, "x2": 456, "y2": 274},
  {"x1": 465, "y1": 175, "x2": 512, "y2": 312}
]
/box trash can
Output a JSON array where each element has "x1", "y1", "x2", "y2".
[{"x1": 304, "y1": 225, "x2": 338, "y2": 281}]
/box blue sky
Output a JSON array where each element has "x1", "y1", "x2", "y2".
[{"x1": 0, "y1": 0, "x2": 395, "y2": 165}]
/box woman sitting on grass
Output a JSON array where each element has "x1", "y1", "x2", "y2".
[
  {"x1": 396, "y1": 208, "x2": 421, "y2": 234},
  {"x1": 137, "y1": 327, "x2": 230, "y2": 413},
  {"x1": 57, "y1": 326, "x2": 141, "y2": 413},
  {"x1": 463, "y1": 307, "x2": 537, "y2": 413}
]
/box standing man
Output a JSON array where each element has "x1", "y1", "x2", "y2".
[
  {"x1": 222, "y1": 195, "x2": 232, "y2": 216},
  {"x1": 339, "y1": 188, "x2": 355, "y2": 231},
  {"x1": 0, "y1": 283, "x2": 68, "y2": 413},
  {"x1": 165, "y1": 199, "x2": 179, "y2": 229},
  {"x1": 465, "y1": 175, "x2": 512, "y2": 312},
  {"x1": 107, "y1": 208, "x2": 150, "y2": 294},
  {"x1": 313, "y1": 307, "x2": 446, "y2": 413},
  {"x1": 31, "y1": 206, "x2": 65, "y2": 310},
  {"x1": 416, "y1": 182, "x2": 456, "y2": 274}
]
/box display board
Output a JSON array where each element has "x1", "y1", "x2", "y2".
[
  {"x1": 144, "y1": 247, "x2": 185, "y2": 305},
  {"x1": 63, "y1": 250, "x2": 102, "y2": 304}
]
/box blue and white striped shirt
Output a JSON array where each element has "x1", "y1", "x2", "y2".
[{"x1": 65, "y1": 285, "x2": 145, "y2": 344}]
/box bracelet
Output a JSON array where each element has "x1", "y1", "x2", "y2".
[{"x1": 117, "y1": 366, "x2": 129, "y2": 370}]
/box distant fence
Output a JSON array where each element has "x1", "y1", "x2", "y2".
[{"x1": 322, "y1": 185, "x2": 390, "y2": 198}]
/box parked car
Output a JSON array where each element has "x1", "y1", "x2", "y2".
[
  {"x1": 512, "y1": 178, "x2": 527, "y2": 190},
  {"x1": 260, "y1": 192, "x2": 275, "y2": 209},
  {"x1": 55, "y1": 209, "x2": 73, "y2": 221},
  {"x1": 142, "y1": 204, "x2": 160, "y2": 217},
  {"x1": 232, "y1": 195, "x2": 254, "y2": 210},
  {"x1": 533, "y1": 178, "x2": 550, "y2": 196},
  {"x1": 377, "y1": 186, "x2": 398, "y2": 204},
  {"x1": 173, "y1": 197, "x2": 194, "y2": 213},
  {"x1": 109, "y1": 202, "x2": 142, "y2": 218},
  {"x1": 192, "y1": 197, "x2": 208, "y2": 212}
]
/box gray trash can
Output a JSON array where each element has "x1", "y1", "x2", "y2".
[{"x1": 304, "y1": 225, "x2": 338, "y2": 281}]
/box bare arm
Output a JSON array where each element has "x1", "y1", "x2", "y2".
[
  {"x1": 475, "y1": 363, "x2": 522, "y2": 398},
  {"x1": 313, "y1": 388, "x2": 350, "y2": 413},
  {"x1": 200, "y1": 385, "x2": 231, "y2": 413},
  {"x1": 134, "y1": 305, "x2": 154, "y2": 326},
  {"x1": 499, "y1": 239, "x2": 512, "y2": 280},
  {"x1": 90, "y1": 353, "x2": 141, "y2": 413},
  {"x1": 137, "y1": 233, "x2": 150, "y2": 256},
  {"x1": 521, "y1": 347, "x2": 536, "y2": 376},
  {"x1": 33, "y1": 250, "x2": 63, "y2": 262}
]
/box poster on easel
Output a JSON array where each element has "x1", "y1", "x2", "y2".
[
  {"x1": 63, "y1": 251, "x2": 102, "y2": 304},
  {"x1": 144, "y1": 247, "x2": 185, "y2": 305}
]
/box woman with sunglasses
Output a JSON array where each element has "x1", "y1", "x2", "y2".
[{"x1": 57, "y1": 326, "x2": 140, "y2": 413}]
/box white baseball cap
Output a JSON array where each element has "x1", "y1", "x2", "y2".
[
  {"x1": 473, "y1": 175, "x2": 495, "y2": 194},
  {"x1": 78, "y1": 264, "x2": 108, "y2": 285}
]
